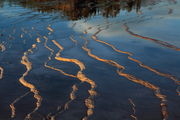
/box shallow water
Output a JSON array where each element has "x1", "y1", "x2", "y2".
[{"x1": 0, "y1": 0, "x2": 180, "y2": 120}]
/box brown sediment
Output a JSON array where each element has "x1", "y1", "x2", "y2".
[
  {"x1": 36, "y1": 37, "x2": 41, "y2": 43},
  {"x1": 84, "y1": 30, "x2": 88, "y2": 34},
  {"x1": 0, "y1": 66, "x2": 3, "y2": 79},
  {"x1": 52, "y1": 40, "x2": 96, "y2": 120},
  {"x1": 0, "y1": 44, "x2": 6, "y2": 52},
  {"x1": 90, "y1": 28, "x2": 180, "y2": 95},
  {"x1": 0, "y1": 44, "x2": 5, "y2": 80},
  {"x1": 18, "y1": 41, "x2": 42, "y2": 119},
  {"x1": 45, "y1": 65, "x2": 76, "y2": 78},
  {"x1": 47, "y1": 25, "x2": 54, "y2": 32},
  {"x1": 66, "y1": 84, "x2": 78, "y2": 108},
  {"x1": 10, "y1": 92, "x2": 30, "y2": 118},
  {"x1": 128, "y1": 98, "x2": 138, "y2": 120},
  {"x1": 123, "y1": 24, "x2": 180, "y2": 51},
  {"x1": 81, "y1": 37, "x2": 168, "y2": 120}
]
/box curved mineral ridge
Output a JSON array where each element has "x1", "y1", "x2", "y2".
[
  {"x1": 44, "y1": 36, "x2": 70, "y2": 75},
  {"x1": 89, "y1": 26, "x2": 179, "y2": 95},
  {"x1": 17, "y1": 42, "x2": 42, "y2": 119},
  {"x1": 43, "y1": 27, "x2": 80, "y2": 120},
  {"x1": 52, "y1": 40, "x2": 97, "y2": 120},
  {"x1": 0, "y1": 44, "x2": 5, "y2": 79},
  {"x1": 0, "y1": 44, "x2": 5, "y2": 52},
  {"x1": 10, "y1": 92, "x2": 30, "y2": 118},
  {"x1": 82, "y1": 37, "x2": 168, "y2": 120},
  {"x1": 69, "y1": 35, "x2": 78, "y2": 45},
  {"x1": 0, "y1": 67, "x2": 3, "y2": 79},
  {"x1": 123, "y1": 24, "x2": 180, "y2": 51},
  {"x1": 128, "y1": 98, "x2": 138, "y2": 120}
]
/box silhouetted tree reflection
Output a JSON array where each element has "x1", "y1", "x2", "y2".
[
  {"x1": 1, "y1": 0, "x2": 177, "y2": 20},
  {"x1": 2, "y1": 0, "x2": 143, "y2": 20}
]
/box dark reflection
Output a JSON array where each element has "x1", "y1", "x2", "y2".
[
  {"x1": 0, "y1": 1, "x2": 4, "y2": 8},
  {"x1": 1, "y1": 0, "x2": 178, "y2": 20},
  {"x1": 1, "y1": 0, "x2": 144, "y2": 20}
]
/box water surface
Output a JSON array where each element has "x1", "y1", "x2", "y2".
[{"x1": 0, "y1": 0, "x2": 180, "y2": 120}]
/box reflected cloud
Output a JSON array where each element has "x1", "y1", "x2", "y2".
[{"x1": 69, "y1": 0, "x2": 180, "y2": 39}]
